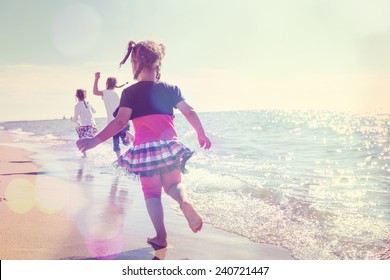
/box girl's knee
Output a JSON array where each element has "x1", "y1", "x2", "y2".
[
  {"x1": 161, "y1": 169, "x2": 181, "y2": 188},
  {"x1": 143, "y1": 190, "x2": 162, "y2": 200},
  {"x1": 163, "y1": 183, "x2": 178, "y2": 195}
]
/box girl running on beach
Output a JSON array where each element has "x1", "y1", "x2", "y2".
[
  {"x1": 71, "y1": 89, "x2": 98, "y2": 158},
  {"x1": 76, "y1": 40, "x2": 211, "y2": 248}
]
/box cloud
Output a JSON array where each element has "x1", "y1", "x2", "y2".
[
  {"x1": 167, "y1": 67, "x2": 390, "y2": 113},
  {"x1": 1, "y1": 61, "x2": 389, "y2": 122}
]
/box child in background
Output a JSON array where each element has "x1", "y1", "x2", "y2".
[
  {"x1": 93, "y1": 72, "x2": 134, "y2": 158},
  {"x1": 76, "y1": 40, "x2": 211, "y2": 248},
  {"x1": 71, "y1": 89, "x2": 98, "y2": 158}
]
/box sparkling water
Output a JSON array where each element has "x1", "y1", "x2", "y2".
[{"x1": 1, "y1": 110, "x2": 389, "y2": 259}]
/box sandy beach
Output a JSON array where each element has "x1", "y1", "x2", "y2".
[{"x1": 0, "y1": 131, "x2": 293, "y2": 260}]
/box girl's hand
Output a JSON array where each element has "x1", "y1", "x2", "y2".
[
  {"x1": 76, "y1": 137, "x2": 98, "y2": 153},
  {"x1": 198, "y1": 134, "x2": 211, "y2": 150},
  {"x1": 95, "y1": 72, "x2": 101, "y2": 79}
]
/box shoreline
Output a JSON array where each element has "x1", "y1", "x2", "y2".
[
  {"x1": 0, "y1": 130, "x2": 294, "y2": 260},
  {"x1": 0, "y1": 132, "x2": 93, "y2": 259}
]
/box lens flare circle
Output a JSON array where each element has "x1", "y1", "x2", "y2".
[{"x1": 5, "y1": 178, "x2": 35, "y2": 214}]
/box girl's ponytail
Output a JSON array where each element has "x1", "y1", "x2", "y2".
[
  {"x1": 119, "y1": 40, "x2": 136, "y2": 67},
  {"x1": 116, "y1": 82, "x2": 129, "y2": 88}
]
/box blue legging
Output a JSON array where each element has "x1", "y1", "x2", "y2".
[{"x1": 113, "y1": 124, "x2": 130, "y2": 152}]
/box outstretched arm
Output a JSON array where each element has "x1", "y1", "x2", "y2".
[
  {"x1": 176, "y1": 100, "x2": 211, "y2": 149},
  {"x1": 76, "y1": 107, "x2": 132, "y2": 152},
  {"x1": 93, "y1": 72, "x2": 104, "y2": 97}
]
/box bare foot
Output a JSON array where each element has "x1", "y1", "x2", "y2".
[
  {"x1": 181, "y1": 201, "x2": 203, "y2": 233},
  {"x1": 147, "y1": 236, "x2": 168, "y2": 248}
]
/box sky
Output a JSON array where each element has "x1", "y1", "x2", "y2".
[{"x1": 1, "y1": 0, "x2": 390, "y2": 121}]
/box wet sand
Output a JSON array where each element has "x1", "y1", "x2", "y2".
[{"x1": 0, "y1": 131, "x2": 293, "y2": 260}]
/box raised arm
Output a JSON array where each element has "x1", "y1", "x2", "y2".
[
  {"x1": 176, "y1": 100, "x2": 211, "y2": 149},
  {"x1": 93, "y1": 72, "x2": 104, "y2": 96}
]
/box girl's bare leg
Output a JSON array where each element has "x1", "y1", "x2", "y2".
[
  {"x1": 163, "y1": 169, "x2": 203, "y2": 233},
  {"x1": 144, "y1": 198, "x2": 168, "y2": 248},
  {"x1": 140, "y1": 175, "x2": 167, "y2": 248}
]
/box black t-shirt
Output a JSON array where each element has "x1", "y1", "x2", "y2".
[{"x1": 119, "y1": 81, "x2": 184, "y2": 120}]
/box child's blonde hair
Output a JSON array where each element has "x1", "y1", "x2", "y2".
[
  {"x1": 106, "y1": 77, "x2": 128, "y2": 89},
  {"x1": 120, "y1": 40, "x2": 166, "y2": 81},
  {"x1": 106, "y1": 77, "x2": 117, "y2": 89}
]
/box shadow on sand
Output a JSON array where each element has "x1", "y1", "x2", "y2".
[{"x1": 62, "y1": 246, "x2": 172, "y2": 260}]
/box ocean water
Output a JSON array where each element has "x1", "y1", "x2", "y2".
[{"x1": 1, "y1": 110, "x2": 389, "y2": 260}]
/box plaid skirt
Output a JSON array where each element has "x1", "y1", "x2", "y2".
[
  {"x1": 115, "y1": 140, "x2": 194, "y2": 177},
  {"x1": 75, "y1": 124, "x2": 98, "y2": 139}
]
